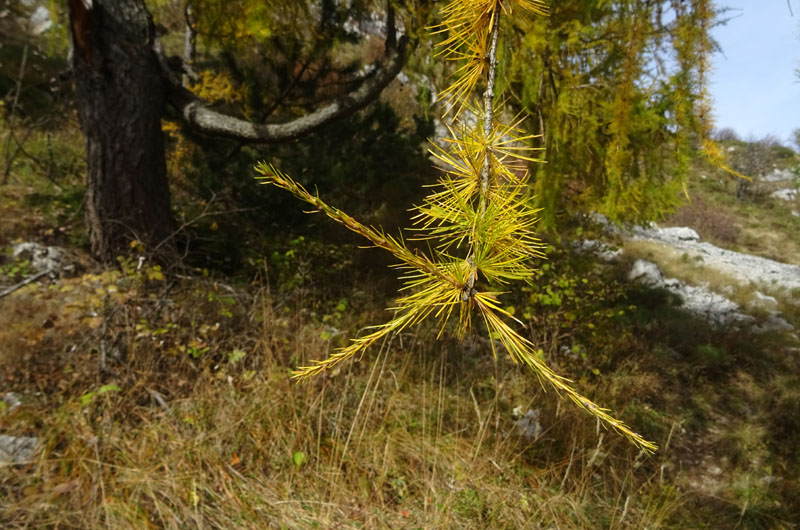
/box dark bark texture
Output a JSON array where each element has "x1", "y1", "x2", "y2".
[{"x1": 70, "y1": 0, "x2": 173, "y2": 262}]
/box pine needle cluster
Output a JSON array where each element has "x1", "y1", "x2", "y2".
[{"x1": 255, "y1": 0, "x2": 656, "y2": 454}]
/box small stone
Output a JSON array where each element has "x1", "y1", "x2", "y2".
[
  {"x1": 770, "y1": 188, "x2": 798, "y2": 201},
  {"x1": 628, "y1": 260, "x2": 663, "y2": 286},
  {"x1": 513, "y1": 409, "x2": 543, "y2": 440},
  {"x1": 12, "y1": 242, "x2": 62, "y2": 274},
  {"x1": 0, "y1": 435, "x2": 38, "y2": 465},
  {"x1": 751, "y1": 291, "x2": 778, "y2": 312},
  {"x1": 3, "y1": 392, "x2": 22, "y2": 412},
  {"x1": 660, "y1": 226, "x2": 701, "y2": 243},
  {"x1": 574, "y1": 239, "x2": 622, "y2": 261}
]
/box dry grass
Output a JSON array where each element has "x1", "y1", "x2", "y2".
[
  {"x1": 675, "y1": 159, "x2": 800, "y2": 267},
  {"x1": 737, "y1": 223, "x2": 800, "y2": 268},
  {"x1": 0, "y1": 263, "x2": 686, "y2": 529},
  {"x1": 668, "y1": 198, "x2": 740, "y2": 246},
  {"x1": 622, "y1": 240, "x2": 753, "y2": 303},
  {"x1": 1, "y1": 249, "x2": 798, "y2": 528}
]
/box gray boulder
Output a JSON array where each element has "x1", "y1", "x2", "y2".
[
  {"x1": 628, "y1": 259, "x2": 663, "y2": 286},
  {"x1": 0, "y1": 435, "x2": 38, "y2": 465},
  {"x1": 11, "y1": 242, "x2": 62, "y2": 274}
]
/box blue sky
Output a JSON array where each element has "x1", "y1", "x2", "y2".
[{"x1": 709, "y1": 2, "x2": 799, "y2": 144}]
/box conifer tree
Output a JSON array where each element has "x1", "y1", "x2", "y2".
[
  {"x1": 257, "y1": 1, "x2": 656, "y2": 453},
  {"x1": 504, "y1": 0, "x2": 738, "y2": 228}
]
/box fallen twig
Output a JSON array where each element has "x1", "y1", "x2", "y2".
[{"x1": 0, "y1": 269, "x2": 51, "y2": 299}]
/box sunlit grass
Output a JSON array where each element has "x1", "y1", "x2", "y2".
[{"x1": 2, "y1": 254, "x2": 799, "y2": 528}]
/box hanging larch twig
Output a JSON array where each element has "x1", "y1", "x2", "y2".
[{"x1": 255, "y1": 0, "x2": 657, "y2": 455}]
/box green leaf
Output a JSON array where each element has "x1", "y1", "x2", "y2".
[
  {"x1": 292, "y1": 451, "x2": 307, "y2": 469},
  {"x1": 228, "y1": 349, "x2": 247, "y2": 364},
  {"x1": 97, "y1": 384, "x2": 121, "y2": 394},
  {"x1": 80, "y1": 384, "x2": 121, "y2": 406},
  {"x1": 79, "y1": 392, "x2": 96, "y2": 407}
]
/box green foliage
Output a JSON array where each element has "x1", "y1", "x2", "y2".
[
  {"x1": 79, "y1": 384, "x2": 121, "y2": 407},
  {"x1": 292, "y1": 450, "x2": 307, "y2": 469},
  {"x1": 504, "y1": 0, "x2": 726, "y2": 229},
  {"x1": 0, "y1": 249, "x2": 32, "y2": 281},
  {"x1": 694, "y1": 343, "x2": 729, "y2": 370},
  {"x1": 269, "y1": 103, "x2": 435, "y2": 215},
  {"x1": 454, "y1": 487, "x2": 485, "y2": 520},
  {"x1": 228, "y1": 349, "x2": 247, "y2": 364},
  {"x1": 163, "y1": 101, "x2": 433, "y2": 275}
]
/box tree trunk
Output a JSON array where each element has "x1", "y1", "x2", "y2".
[{"x1": 69, "y1": 0, "x2": 173, "y2": 262}]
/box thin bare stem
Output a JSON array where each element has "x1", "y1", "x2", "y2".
[
  {"x1": 480, "y1": 8, "x2": 501, "y2": 213},
  {"x1": 464, "y1": 5, "x2": 501, "y2": 297},
  {"x1": 3, "y1": 43, "x2": 29, "y2": 184}
]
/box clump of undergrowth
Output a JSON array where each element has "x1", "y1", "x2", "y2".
[{"x1": 668, "y1": 197, "x2": 741, "y2": 245}]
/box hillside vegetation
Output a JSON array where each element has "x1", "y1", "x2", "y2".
[
  {"x1": 2, "y1": 120, "x2": 799, "y2": 527},
  {"x1": 2, "y1": 0, "x2": 800, "y2": 528}
]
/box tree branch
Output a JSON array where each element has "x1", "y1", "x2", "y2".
[
  {"x1": 480, "y1": 10, "x2": 501, "y2": 211},
  {"x1": 161, "y1": 7, "x2": 408, "y2": 144},
  {"x1": 182, "y1": 1, "x2": 197, "y2": 86},
  {"x1": 0, "y1": 270, "x2": 51, "y2": 299}
]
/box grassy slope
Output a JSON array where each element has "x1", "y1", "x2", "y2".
[
  {"x1": 666, "y1": 143, "x2": 800, "y2": 267},
  {"x1": 620, "y1": 143, "x2": 800, "y2": 325},
  {"x1": 2, "y1": 127, "x2": 800, "y2": 529}
]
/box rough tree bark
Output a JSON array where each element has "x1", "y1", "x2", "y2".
[
  {"x1": 68, "y1": 0, "x2": 407, "y2": 263},
  {"x1": 69, "y1": 0, "x2": 173, "y2": 263}
]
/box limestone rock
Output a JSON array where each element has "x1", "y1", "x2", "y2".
[
  {"x1": 0, "y1": 435, "x2": 38, "y2": 465},
  {"x1": 628, "y1": 260, "x2": 755, "y2": 327},
  {"x1": 11, "y1": 242, "x2": 62, "y2": 274},
  {"x1": 760, "y1": 168, "x2": 794, "y2": 183},
  {"x1": 3, "y1": 392, "x2": 22, "y2": 412},
  {"x1": 770, "y1": 188, "x2": 798, "y2": 201},
  {"x1": 628, "y1": 224, "x2": 800, "y2": 293},
  {"x1": 574, "y1": 239, "x2": 622, "y2": 261},
  {"x1": 628, "y1": 259, "x2": 663, "y2": 286}
]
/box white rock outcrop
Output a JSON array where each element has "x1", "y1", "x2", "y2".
[
  {"x1": 760, "y1": 168, "x2": 794, "y2": 183},
  {"x1": 11, "y1": 242, "x2": 62, "y2": 274},
  {"x1": 628, "y1": 224, "x2": 800, "y2": 293},
  {"x1": 628, "y1": 259, "x2": 753, "y2": 327},
  {"x1": 770, "y1": 188, "x2": 798, "y2": 201}
]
